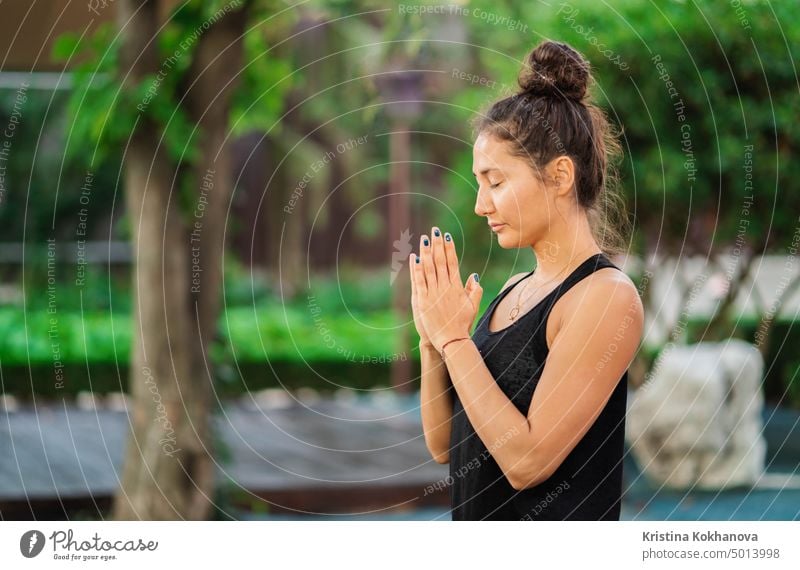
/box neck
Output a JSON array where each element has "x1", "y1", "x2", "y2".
[{"x1": 530, "y1": 209, "x2": 602, "y2": 279}]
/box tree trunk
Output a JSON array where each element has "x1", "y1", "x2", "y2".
[
  {"x1": 182, "y1": 0, "x2": 248, "y2": 521},
  {"x1": 111, "y1": 0, "x2": 247, "y2": 520}
]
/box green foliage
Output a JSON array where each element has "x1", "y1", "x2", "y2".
[
  {"x1": 229, "y1": 23, "x2": 295, "y2": 136},
  {"x1": 440, "y1": 0, "x2": 799, "y2": 255},
  {"x1": 0, "y1": 303, "x2": 400, "y2": 366},
  {"x1": 566, "y1": 0, "x2": 799, "y2": 251},
  {"x1": 47, "y1": 0, "x2": 296, "y2": 235},
  {"x1": 55, "y1": 20, "x2": 196, "y2": 167},
  {"x1": 0, "y1": 85, "x2": 125, "y2": 243}
]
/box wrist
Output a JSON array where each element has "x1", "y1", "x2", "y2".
[
  {"x1": 439, "y1": 336, "x2": 472, "y2": 359},
  {"x1": 419, "y1": 341, "x2": 439, "y2": 356}
]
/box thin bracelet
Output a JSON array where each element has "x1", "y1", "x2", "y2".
[{"x1": 440, "y1": 337, "x2": 470, "y2": 361}]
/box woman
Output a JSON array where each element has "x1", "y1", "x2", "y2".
[{"x1": 409, "y1": 40, "x2": 644, "y2": 521}]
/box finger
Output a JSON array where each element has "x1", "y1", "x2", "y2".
[
  {"x1": 409, "y1": 253, "x2": 416, "y2": 298},
  {"x1": 443, "y1": 231, "x2": 462, "y2": 285},
  {"x1": 467, "y1": 273, "x2": 483, "y2": 310},
  {"x1": 431, "y1": 226, "x2": 446, "y2": 285},
  {"x1": 421, "y1": 232, "x2": 436, "y2": 289},
  {"x1": 411, "y1": 251, "x2": 427, "y2": 295}
]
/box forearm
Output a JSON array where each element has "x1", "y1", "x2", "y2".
[
  {"x1": 442, "y1": 339, "x2": 536, "y2": 483},
  {"x1": 419, "y1": 342, "x2": 453, "y2": 463}
]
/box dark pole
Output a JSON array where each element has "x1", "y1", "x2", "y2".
[
  {"x1": 378, "y1": 69, "x2": 423, "y2": 393},
  {"x1": 389, "y1": 123, "x2": 411, "y2": 393}
]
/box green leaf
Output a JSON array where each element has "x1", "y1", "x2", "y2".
[{"x1": 51, "y1": 32, "x2": 82, "y2": 62}]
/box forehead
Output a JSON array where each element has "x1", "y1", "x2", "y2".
[{"x1": 472, "y1": 133, "x2": 512, "y2": 173}]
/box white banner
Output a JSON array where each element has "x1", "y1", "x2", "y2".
[{"x1": 1, "y1": 521, "x2": 798, "y2": 568}]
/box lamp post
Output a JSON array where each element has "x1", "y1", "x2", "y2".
[{"x1": 376, "y1": 68, "x2": 424, "y2": 393}]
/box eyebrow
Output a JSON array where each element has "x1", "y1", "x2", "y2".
[{"x1": 472, "y1": 168, "x2": 500, "y2": 177}]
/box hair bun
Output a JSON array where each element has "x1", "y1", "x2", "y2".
[{"x1": 517, "y1": 41, "x2": 590, "y2": 102}]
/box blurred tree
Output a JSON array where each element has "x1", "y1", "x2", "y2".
[
  {"x1": 54, "y1": 0, "x2": 293, "y2": 519},
  {"x1": 116, "y1": 0, "x2": 247, "y2": 521}
]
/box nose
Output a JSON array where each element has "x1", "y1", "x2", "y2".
[{"x1": 474, "y1": 184, "x2": 492, "y2": 218}]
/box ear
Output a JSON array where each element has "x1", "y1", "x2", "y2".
[{"x1": 546, "y1": 156, "x2": 576, "y2": 197}]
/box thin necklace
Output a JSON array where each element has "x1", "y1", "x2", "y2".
[{"x1": 508, "y1": 249, "x2": 600, "y2": 321}]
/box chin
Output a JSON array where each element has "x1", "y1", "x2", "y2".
[{"x1": 496, "y1": 231, "x2": 521, "y2": 249}]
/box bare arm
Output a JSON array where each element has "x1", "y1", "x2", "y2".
[
  {"x1": 419, "y1": 342, "x2": 453, "y2": 464},
  {"x1": 441, "y1": 274, "x2": 643, "y2": 490},
  {"x1": 418, "y1": 272, "x2": 527, "y2": 465}
]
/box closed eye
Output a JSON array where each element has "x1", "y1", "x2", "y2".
[{"x1": 490, "y1": 182, "x2": 502, "y2": 189}]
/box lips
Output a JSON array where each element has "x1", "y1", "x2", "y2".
[{"x1": 489, "y1": 222, "x2": 505, "y2": 231}]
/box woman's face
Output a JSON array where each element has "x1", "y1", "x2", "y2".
[{"x1": 472, "y1": 132, "x2": 557, "y2": 249}]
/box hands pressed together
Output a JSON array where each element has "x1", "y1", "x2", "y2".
[{"x1": 409, "y1": 226, "x2": 483, "y2": 354}]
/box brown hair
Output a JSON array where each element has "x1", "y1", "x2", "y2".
[{"x1": 472, "y1": 40, "x2": 630, "y2": 257}]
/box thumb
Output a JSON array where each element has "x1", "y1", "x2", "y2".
[{"x1": 466, "y1": 273, "x2": 483, "y2": 309}]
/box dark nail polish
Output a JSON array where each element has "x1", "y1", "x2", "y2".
[
  {"x1": 445, "y1": 233, "x2": 451, "y2": 242},
  {"x1": 474, "y1": 273, "x2": 479, "y2": 282},
  {"x1": 415, "y1": 256, "x2": 420, "y2": 264},
  {"x1": 434, "y1": 229, "x2": 440, "y2": 237},
  {"x1": 423, "y1": 238, "x2": 429, "y2": 246}
]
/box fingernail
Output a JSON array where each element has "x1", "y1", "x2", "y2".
[
  {"x1": 474, "y1": 273, "x2": 479, "y2": 282},
  {"x1": 416, "y1": 256, "x2": 420, "y2": 264},
  {"x1": 434, "y1": 228, "x2": 440, "y2": 237},
  {"x1": 445, "y1": 232, "x2": 451, "y2": 242},
  {"x1": 423, "y1": 238, "x2": 429, "y2": 246}
]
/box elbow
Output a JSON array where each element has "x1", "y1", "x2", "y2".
[
  {"x1": 432, "y1": 452, "x2": 450, "y2": 464},
  {"x1": 424, "y1": 435, "x2": 450, "y2": 464},
  {"x1": 508, "y1": 466, "x2": 551, "y2": 491},
  {"x1": 425, "y1": 440, "x2": 449, "y2": 464},
  {"x1": 507, "y1": 454, "x2": 554, "y2": 491},
  {"x1": 428, "y1": 445, "x2": 450, "y2": 464}
]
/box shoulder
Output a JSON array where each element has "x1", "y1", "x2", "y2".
[
  {"x1": 499, "y1": 272, "x2": 530, "y2": 295},
  {"x1": 558, "y1": 266, "x2": 644, "y2": 337}
]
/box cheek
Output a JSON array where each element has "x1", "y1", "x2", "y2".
[{"x1": 496, "y1": 186, "x2": 535, "y2": 225}]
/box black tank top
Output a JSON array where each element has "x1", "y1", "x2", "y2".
[{"x1": 448, "y1": 252, "x2": 628, "y2": 520}]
